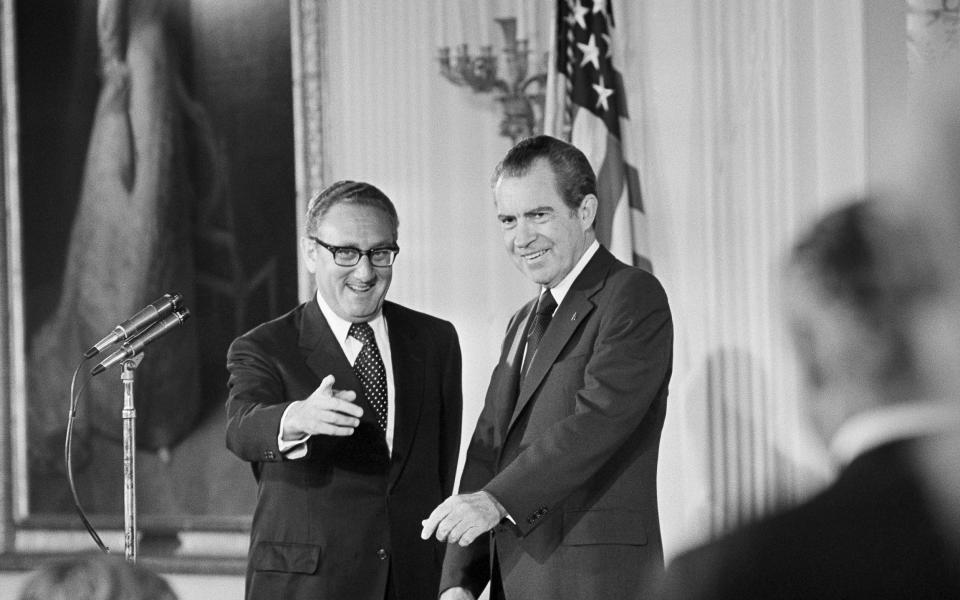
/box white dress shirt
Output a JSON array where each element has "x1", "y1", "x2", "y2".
[
  {"x1": 520, "y1": 240, "x2": 600, "y2": 368},
  {"x1": 549, "y1": 240, "x2": 600, "y2": 308},
  {"x1": 278, "y1": 291, "x2": 396, "y2": 457}
]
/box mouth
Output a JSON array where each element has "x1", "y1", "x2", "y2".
[
  {"x1": 346, "y1": 280, "x2": 376, "y2": 294},
  {"x1": 520, "y1": 249, "x2": 549, "y2": 263}
]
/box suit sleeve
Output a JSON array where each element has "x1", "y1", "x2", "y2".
[
  {"x1": 438, "y1": 384, "x2": 504, "y2": 597},
  {"x1": 439, "y1": 311, "x2": 528, "y2": 597},
  {"x1": 224, "y1": 333, "x2": 292, "y2": 464},
  {"x1": 485, "y1": 272, "x2": 672, "y2": 534},
  {"x1": 439, "y1": 320, "x2": 464, "y2": 498}
]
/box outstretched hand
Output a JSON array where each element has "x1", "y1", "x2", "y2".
[{"x1": 282, "y1": 374, "x2": 362, "y2": 439}]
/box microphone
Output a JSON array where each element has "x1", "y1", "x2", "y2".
[
  {"x1": 84, "y1": 293, "x2": 183, "y2": 358},
  {"x1": 90, "y1": 309, "x2": 191, "y2": 376}
]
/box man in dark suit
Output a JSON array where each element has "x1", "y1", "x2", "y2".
[
  {"x1": 226, "y1": 181, "x2": 462, "y2": 599},
  {"x1": 661, "y1": 200, "x2": 960, "y2": 599},
  {"x1": 422, "y1": 135, "x2": 673, "y2": 599}
]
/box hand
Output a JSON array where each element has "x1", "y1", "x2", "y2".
[
  {"x1": 282, "y1": 375, "x2": 362, "y2": 439},
  {"x1": 421, "y1": 491, "x2": 506, "y2": 546},
  {"x1": 439, "y1": 587, "x2": 475, "y2": 600}
]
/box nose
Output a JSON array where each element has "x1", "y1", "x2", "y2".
[
  {"x1": 352, "y1": 254, "x2": 376, "y2": 279},
  {"x1": 513, "y1": 220, "x2": 536, "y2": 248}
]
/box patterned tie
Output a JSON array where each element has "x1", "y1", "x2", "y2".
[
  {"x1": 349, "y1": 322, "x2": 388, "y2": 432},
  {"x1": 522, "y1": 290, "x2": 557, "y2": 377}
]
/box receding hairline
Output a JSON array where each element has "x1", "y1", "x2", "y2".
[{"x1": 305, "y1": 181, "x2": 399, "y2": 236}]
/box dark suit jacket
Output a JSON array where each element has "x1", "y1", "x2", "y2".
[
  {"x1": 226, "y1": 299, "x2": 462, "y2": 600},
  {"x1": 662, "y1": 439, "x2": 960, "y2": 599},
  {"x1": 440, "y1": 246, "x2": 673, "y2": 599}
]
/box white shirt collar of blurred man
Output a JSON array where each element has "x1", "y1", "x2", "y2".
[{"x1": 830, "y1": 399, "x2": 960, "y2": 467}]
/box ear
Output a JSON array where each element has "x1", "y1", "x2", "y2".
[
  {"x1": 300, "y1": 236, "x2": 319, "y2": 274},
  {"x1": 579, "y1": 194, "x2": 598, "y2": 230}
]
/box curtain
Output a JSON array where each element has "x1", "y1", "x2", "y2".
[
  {"x1": 304, "y1": 0, "x2": 877, "y2": 562},
  {"x1": 634, "y1": 1, "x2": 869, "y2": 557}
]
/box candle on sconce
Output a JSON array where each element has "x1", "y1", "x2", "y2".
[
  {"x1": 450, "y1": 0, "x2": 464, "y2": 50},
  {"x1": 437, "y1": 0, "x2": 447, "y2": 49},
  {"x1": 525, "y1": 0, "x2": 538, "y2": 56},
  {"x1": 515, "y1": 0, "x2": 527, "y2": 41},
  {"x1": 479, "y1": 0, "x2": 491, "y2": 47}
]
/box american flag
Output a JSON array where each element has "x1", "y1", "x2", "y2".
[{"x1": 544, "y1": 0, "x2": 652, "y2": 271}]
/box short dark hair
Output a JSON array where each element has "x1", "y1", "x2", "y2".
[
  {"x1": 789, "y1": 198, "x2": 936, "y2": 325},
  {"x1": 790, "y1": 201, "x2": 883, "y2": 317},
  {"x1": 305, "y1": 180, "x2": 399, "y2": 238},
  {"x1": 493, "y1": 135, "x2": 597, "y2": 215}
]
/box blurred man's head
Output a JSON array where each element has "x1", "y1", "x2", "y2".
[
  {"x1": 18, "y1": 554, "x2": 177, "y2": 600},
  {"x1": 783, "y1": 200, "x2": 928, "y2": 442}
]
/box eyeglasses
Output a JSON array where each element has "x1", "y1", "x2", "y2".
[{"x1": 310, "y1": 237, "x2": 400, "y2": 267}]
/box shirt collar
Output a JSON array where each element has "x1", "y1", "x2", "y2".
[
  {"x1": 545, "y1": 240, "x2": 600, "y2": 308},
  {"x1": 314, "y1": 290, "x2": 386, "y2": 344},
  {"x1": 829, "y1": 399, "x2": 960, "y2": 466}
]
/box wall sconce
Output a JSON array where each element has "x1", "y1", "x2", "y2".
[{"x1": 437, "y1": 17, "x2": 547, "y2": 143}]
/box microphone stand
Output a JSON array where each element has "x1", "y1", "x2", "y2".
[{"x1": 120, "y1": 353, "x2": 144, "y2": 562}]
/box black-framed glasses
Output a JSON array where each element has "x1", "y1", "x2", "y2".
[{"x1": 310, "y1": 236, "x2": 399, "y2": 267}]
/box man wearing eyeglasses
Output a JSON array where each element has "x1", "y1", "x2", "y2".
[{"x1": 225, "y1": 180, "x2": 463, "y2": 600}]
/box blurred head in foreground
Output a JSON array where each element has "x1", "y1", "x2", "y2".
[
  {"x1": 783, "y1": 198, "x2": 938, "y2": 445},
  {"x1": 18, "y1": 554, "x2": 177, "y2": 600}
]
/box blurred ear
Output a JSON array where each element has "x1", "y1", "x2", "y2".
[{"x1": 301, "y1": 237, "x2": 319, "y2": 274}]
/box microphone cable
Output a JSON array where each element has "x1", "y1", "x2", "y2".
[{"x1": 65, "y1": 358, "x2": 110, "y2": 553}]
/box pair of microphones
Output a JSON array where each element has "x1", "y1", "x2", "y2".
[{"x1": 84, "y1": 293, "x2": 191, "y2": 376}]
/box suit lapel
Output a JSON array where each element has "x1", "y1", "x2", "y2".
[
  {"x1": 383, "y1": 303, "x2": 425, "y2": 490},
  {"x1": 508, "y1": 248, "x2": 615, "y2": 432},
  {"x1": 498, "y1": 301, "x2": 536, "y2": 431},
  {"x1": 299, "y1": 300, "x2": 362, "y2": 396}
]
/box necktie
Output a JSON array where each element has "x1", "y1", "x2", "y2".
[
  {"x1": 522, "y1": 290, "x2": 557, "y2": 377},
  {"x1": 349, "y1": 322, "x2": 388, "y2": 432}
]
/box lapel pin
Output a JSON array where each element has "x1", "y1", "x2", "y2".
[{"x1": 571, "y1": 312, "x2": 578, "y2": 321}]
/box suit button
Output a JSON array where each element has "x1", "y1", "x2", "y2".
[
  {"x1": 263, "y1": 450, "x2": 276, "y2": 460},
  {"x1": 377, "y1": 548, "x2": 388, "y2": 560}
]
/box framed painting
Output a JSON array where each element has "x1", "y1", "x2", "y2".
[{"x1": 0, "y1": 0, "x2": 324, "y2": 571}]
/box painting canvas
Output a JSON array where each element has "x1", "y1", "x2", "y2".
[{"x1": 12, "y1": 0, "x2": 298, "y2": 552}]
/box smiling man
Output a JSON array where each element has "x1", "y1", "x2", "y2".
[
  {"x1": 422, "y1": 136, "x2": 673, "y2": 600},
  {"x1": 226, "y1": 181, "x2": 462, "y2": 600}
]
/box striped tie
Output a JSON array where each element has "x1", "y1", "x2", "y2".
[{"x1": 522, "y1": 290, "x2": 557, "y2": 377}]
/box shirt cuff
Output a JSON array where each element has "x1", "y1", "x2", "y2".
[{"x1": 278, "y1": 404, "x2": 310, "y2": 459}]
